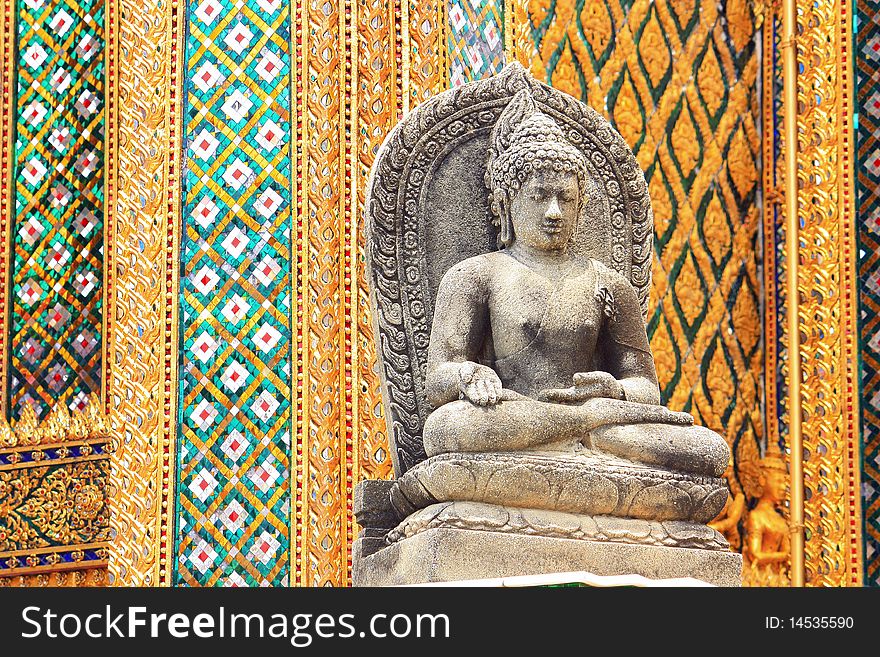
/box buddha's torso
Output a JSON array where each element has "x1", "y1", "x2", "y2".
[
  {"x1": 478, "y1": 252, "x2": 605, "y2": 398},
  {"x1": 748, "y1": 502, "x2": 788, "y2": 560}
]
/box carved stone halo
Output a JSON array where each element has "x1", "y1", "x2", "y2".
[{"x1": 365, "y1": 62, "x2": 654, "y2": 475}]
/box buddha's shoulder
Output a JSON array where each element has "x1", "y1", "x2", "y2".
[
  {"x1": 439, "y1": 253, "x2": 500, "y2": 285},
  {"x1": 590, "y1": 260, "x2": 637, "y2": 293}
]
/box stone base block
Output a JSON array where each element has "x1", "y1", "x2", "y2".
[{"x1": 353, "y1": 527, "x2": 742, "y2": 587}]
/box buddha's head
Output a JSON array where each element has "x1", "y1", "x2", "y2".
[{"x1": 486, "y1": 89, "x2": 590, "y2": 250}]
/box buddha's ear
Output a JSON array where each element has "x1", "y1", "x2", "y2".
[{"x1": 496, "y1": 190, "x2": 514, "y2": 248}]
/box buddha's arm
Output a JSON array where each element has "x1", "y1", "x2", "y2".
[
  {"x1": 425, "y1": 258, "x2": 494, "y2": 408},
  {"x1": 709, "y1": 492, "x2": 745, "y2": 533},
  {"x1": 600, "y1": 273, "x2": 661, "y2": 406}
]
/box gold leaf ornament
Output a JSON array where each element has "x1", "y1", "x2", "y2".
[
  {"x1": 613, "y1": 70, "x2": 645, "y2": 150},
  {"x1": 0, "y1": 415, "x2": 13, "y2": 447},
  {"x1": 580, "y1": 1, "x2": 613, "y2": 59},
  {"x1": 17, "y1": 404, "x2": 40, "y2": 446},
  {"x1": 736, "y1": 433, "x2": 764, "y2": 500},
  {"x1": 670, "y1": 103, "x2": 700, "y2": 179},
  {"x1": 637, "y1": 10, "x2": 671, "y2": 91}
]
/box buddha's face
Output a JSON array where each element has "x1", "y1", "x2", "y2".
[
  {"x1": 764, "y1": 469, "x2": 787, "y2": 503},
  {"x1": 508, "y1": 168, "x2": 579, "y2": 251}
]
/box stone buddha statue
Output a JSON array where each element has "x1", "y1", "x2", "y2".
[
  {"x1": 423, "y1": 88, "x2": 725, "y2": 473},
  {"x1": 354, "y1": 63, "x2": 742, "y2": 586}
]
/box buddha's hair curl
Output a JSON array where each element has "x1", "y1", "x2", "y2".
[{"x1": 485, "y1": 89, "x2": 590, "y2": 229}]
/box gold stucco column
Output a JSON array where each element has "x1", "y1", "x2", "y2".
[
  {"x1": 104, "y1": 0, "x2": 184, "y2": 586},
  {"x1": 792, "y1": 0, "x2": 863, "y2": 586}
]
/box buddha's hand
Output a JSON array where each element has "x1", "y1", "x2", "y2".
[
  {"x1": 537, "y1": 371, "x2": 625, "y2": 404},
  {"x1": 457, "y1": 362, "x2": 503, "y2": 406}
]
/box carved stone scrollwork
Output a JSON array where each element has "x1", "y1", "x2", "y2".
[{"x1": 387, "y1": 502, "x2": 730, "y2": 552}]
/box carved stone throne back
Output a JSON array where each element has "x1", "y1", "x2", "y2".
[{"x1": 365, "y1": 63, "x2": 654, "y2": 476}]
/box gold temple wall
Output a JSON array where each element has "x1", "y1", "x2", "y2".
[
  {"x1": 751, "y1": 0, "x2": 862, "y2": 586},
  {"x1": 294, "y1": 0, "x2": 446, "y2": 587},
  {"x1": 103, "y1": 0, "x2": 447, "y2": 586}
]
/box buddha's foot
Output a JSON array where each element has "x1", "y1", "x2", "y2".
[
  {"x1": 390, "y1": 450, "x2": 728, "y2": 524},
  {"x1": 578, "y1": 397, "x2": 694, "y2": 427},
  {"x1": 588, "y1": 422, "x2": 728, "y2": 477}
]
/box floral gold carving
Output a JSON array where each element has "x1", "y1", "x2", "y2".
[
  {"x1": 104, "y1": 0, "x2": 183, "y2": 586},
  {"x1": 792, "y1": 0, "x2": 862, "y2": 586},
  {"x1": 0, "y1": 399, "x2": 110, "y2": 584},
  {"x1": 0, "y1": 567, "x2": 107, "y2": 586},
  {"x1": 0, "y1": 461, "x2": 110, "y2": 552}
]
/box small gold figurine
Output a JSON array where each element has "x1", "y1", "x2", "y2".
[
  {"x1": 741, "y1": 441, "x2": 791, "y2": 586},
  {"x1": 708, "y1": 460, "x2": 746, "y2": 551}
]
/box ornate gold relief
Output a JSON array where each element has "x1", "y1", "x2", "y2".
[
  {"x1": 0, "y1": 0, "x2": 14, "y2": 418},
  {"x1": 755, "y1": 0, "x2": 861, "y2": 585},
  {"x1": 296, "y1": 0, "x2": 447, "y2": 586},
  {"x1": 353, "y1": 0, "x2": 404, "y2": 507},
  {"x1": 299, "y1": 0, "x2": 349, "y2": 588},
  {"x1": 792, "y1": 0, "x2": 862, "y2": 586},
  {"x1": 739, "y1": 442, "x2": 791, "y2": 586},
  {"x1": 0, "y1": 397, "x2": 106, "y2": 448},
  {"x1": 0, "y1": 461, "x2": 109, "y2": 553},
  {"x1": 0, "y1": 401, "x2": 110, "y2": 581},
  {"x1": 0, "y1": 567, "x2": 107, "y2": 586},
  {"x1": 104, "y1": 0, "x2": 184, "y2": 586},
  {"x1": 404, "y1": 0, "x2": 448, "y2": 114}
]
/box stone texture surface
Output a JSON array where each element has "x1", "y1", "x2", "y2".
[
  {"x1": 391, "y1": 451, "x2": 727, "y2": 523},
  {"x1": 387, "y1": 501, "x2": 730, "y2": 551},
  {"x1": 590, "y1": 422, "x2": 730, "y2": 477},
  {"x1": 353, "y1": 527, "x2": 743, "y2": 587},
  {"x1": 354, "y1": 479, "x2": 398, "y2": 529}
]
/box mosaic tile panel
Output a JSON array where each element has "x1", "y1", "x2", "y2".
[
  {"x1": 174, "y1": 0, "x2": 292, "y2": 587},
  {"x1": 522, "y1": 0, "x2": 763, "y2": 560},
  {"x1": 447, "y1": 0, "x2": 506, "y2": 86},
  {"x1": 857, "y1": 0, "x2": 880, "y2": 587},
  {"x1": 10, "y1": 0, "x2": 104, "y2": 419}
]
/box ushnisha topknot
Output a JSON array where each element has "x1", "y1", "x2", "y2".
[{"x1": 485, "y1": 88, "x2": 590, "y2": 246}]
